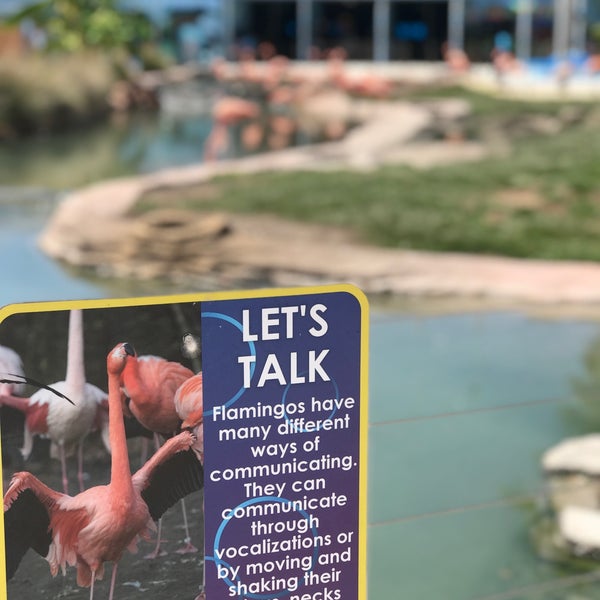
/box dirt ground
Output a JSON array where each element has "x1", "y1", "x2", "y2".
[{"x1": 3, "y1": 434, "x2": 205, "y2": 600}]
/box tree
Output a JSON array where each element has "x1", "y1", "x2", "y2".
[{"x1": 8, "y1": 0, "x2": 154, "y2": 54}]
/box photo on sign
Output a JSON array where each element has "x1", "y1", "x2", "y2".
[
  {"x1": 0, "y1": 285, "x2": 368, "y2": 600},
  {"x1": 0, "y1": 301, "x2": 205, "y2": 600}
]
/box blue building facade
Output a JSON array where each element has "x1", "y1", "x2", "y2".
[{"x1": 226, "y1": 0, "x2": 598, "y2": 62}]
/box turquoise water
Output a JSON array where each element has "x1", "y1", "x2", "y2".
[
  {"x1": 3, "y1": 118, "x2": 600, "y2": 598},
  {"x1": 369, "y1": 312, "x2": 600, "y2": 599}
]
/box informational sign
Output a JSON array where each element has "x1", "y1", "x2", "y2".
[
  {"x1": 202, "y1": 288, "x2": 368, "y2": 600},
  {"x1": 0, "y1": 284, "x2": 368, "y2": 600}
]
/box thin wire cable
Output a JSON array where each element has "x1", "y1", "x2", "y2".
[
  {"x1": 370, "y1": 396, "x2": 569, "y2": 428},
  {"x1": 369, "y1": 493, "x2": 541, "y2": 528}
]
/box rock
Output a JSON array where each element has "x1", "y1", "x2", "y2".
[
  {"x1": 559, "y1": 506, "x2": 600, "y2": 555},
  {"x1": 539, "y1": 435, "x2": 600, "y2": 560},
  {"x1": 542, "y1": 434, "x2": 600, "y2": 476},
  {"x1": 297, "y1": 89, "x2": 355, "y2": 125},
  {"x1": 545, "y1": 473, "x2": 599, "y2": 513}
]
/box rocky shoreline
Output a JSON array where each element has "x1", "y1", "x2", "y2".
[{"x1": 38, "y1": 90, "x2": 600, "y2": 311}]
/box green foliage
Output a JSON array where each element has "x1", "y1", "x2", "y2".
[
  {"x1": 7, "y1": 0, "x2": 154, "y2": 54},
  {"x1": 0, "y1": 52, "x2": 115, "y2": 136}
]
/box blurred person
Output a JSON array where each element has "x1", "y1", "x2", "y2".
[
  {"x1": 442, "y1": 42, "x2": 471, "y2": 73},
  {"x1": 241, "y1": 121, "x2": 264, "y2": 151},
  {"x1": 257, "y1": 41, "x2": 277, "y2": 61},
  {"x1": 491, "y1": 30, "x2": 521, "y2": 84}
]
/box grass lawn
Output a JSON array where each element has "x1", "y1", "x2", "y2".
[{"x1": 138, "y1": 90, "x2": 600, "y2": 262}]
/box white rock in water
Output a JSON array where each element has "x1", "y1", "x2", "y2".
[
  {"x1": 559, "y1": 505, "x2": 600, "y2": 552},
  {"x1": 542, "y1": 434, "x2": 600, "y2": 475}
]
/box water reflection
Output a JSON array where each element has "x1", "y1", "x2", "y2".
[
  {"x1": 0, "y1": 195, "x2": 102, "y2": 305},
  {"x1": 0, "y1": 111, "x2": 216, "y2": 190},
  {"x1": 0, "y1": 82, "x2": 329, "y2": 191}
]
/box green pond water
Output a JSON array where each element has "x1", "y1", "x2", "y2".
[{"x1": 2, "y1": 116, "x2": 600, "y2": 599}]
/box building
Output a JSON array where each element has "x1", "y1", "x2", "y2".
[{"x1": 226, "y1": 0, "x2": 599, "y2": 62}]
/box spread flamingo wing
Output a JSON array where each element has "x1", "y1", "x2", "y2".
[
  {"x1": 132, "y1": 432, "x2": 203, "y2": 522},
  {"x1": 3, "y1": 472, "x2": 64, "y2": 579}
]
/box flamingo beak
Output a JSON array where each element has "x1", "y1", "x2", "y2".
[
  {"x1": 1, "y1": 373, "x2": 75, "y2": 405},
  {"x1": 123, "y1": 343, "x2": 136, "y2": 357}
]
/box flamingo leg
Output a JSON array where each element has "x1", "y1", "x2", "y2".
[
  {"x1": 77, "y1": 441, "x2": 86, "y2": 492},
  {"x1": 108, "y1": 562, "x2": 119, "y2": 600},
  {"x1": 145, "y1": 432, "x2": 170, "y2": 558},
  {"x1": 59, "y1": 443, "x2": 69, "y2": 495},
  {"x1": 193, "y1": 498, "x2": 206, "y2": 599},
  {"x1": 175, "y1": 497, "x2": 198, "y2": 554},
  {"x1": 139, "y1": 437, "x2": 149, "y2": 467},
  {"x1": 20, "y1": 424, "x2": 34, "y2": 460},
  {"x1": 89, "y1": 570, "x2": 95, "y2": 600},
  {"x1": 145, "y1": 517, "x2": 168, "y2": 559}
]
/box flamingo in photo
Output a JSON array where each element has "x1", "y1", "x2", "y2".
[
  {"x1": 119, "y1": 348, "x2": 196, "y2": 556},
  {"x1": 120, "y1": 351, "x2": 193, "y2": 436},
  {"x1": 175, "y1": 373, "x2": 204, "y2": 467},
  {"x1": 1, "y1": 344, "x2": 27, "y2": 470},
  {"x1": 0, "y1": 310, "x2": 108, "y2": 494},
  {"x1": 174, "y1": 371, "x2": 205, "y2": 600},
  {"x1": 176, "y1": 333, "x2": 203, "y2": 464},
  {"x1": 3, "y1": 342, "x2": 202, "y2": 600},
  {"x1": 0, "y1": 344, "x2": 25, "y2": 397}
]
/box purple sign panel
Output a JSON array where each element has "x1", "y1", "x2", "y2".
[{"x1": 201, "y1": 288, "x2": 368, "y2": 600}]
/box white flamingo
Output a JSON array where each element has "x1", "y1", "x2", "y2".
[
  {"x1": 0, "y1": 310, "x2": 108, "y2": 494},
  {"x1": 0, "y1": 345, "x2": 26, "y2": 397}
]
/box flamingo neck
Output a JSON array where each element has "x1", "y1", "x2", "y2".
[
  {"x1": 108, "y1": 372, "x2": 133, "y2": 493},
  {"x1": 0, "y1": 393, "x2": 30, "y2": 413},
  {"x1": 65, "y1": 310, "x2": 86, "y2": 397}
]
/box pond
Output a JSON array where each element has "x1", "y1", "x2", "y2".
[{"x1": 3, "y1": 110, "x2": 600, "y2": 599}]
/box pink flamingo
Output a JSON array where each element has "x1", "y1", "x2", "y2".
[
  {"x1": 120, "y1": 352, "x2": 193, "y2": 436},
  {"x1": 175, "y1": 333, "x2": 205, "y2": 598},
  {"x1": 203, "y1": 96, "x2": 261, "y2": 161},
  {"x1": 3, "y1": 342, "x2": 201, "y2": 600},
  {"x1": 174, "y1": 373, "x2": 204, "y2": 467},
  {"x1": 174, "y1": 371, "x2": 205, "y2": 600},
  {"x1": 119, "y1": 348, "x2": 197, "y2": 556},
  {"x1": 0, "y1": 310, "x2": 108, "y2": 494}
]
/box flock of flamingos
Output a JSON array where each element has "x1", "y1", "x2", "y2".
[{"x1": 0, "y1": 309, "x2": 205, "y2": 600}]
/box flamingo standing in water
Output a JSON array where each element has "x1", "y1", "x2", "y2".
[
  {"x1": 203, "y1": 95, "x2": 261, "y2": 161},
  {"x1": 119, "y1": 348, "x2": 196, "y2": 556},
  {"x1": 3, "y1": 342, "x2": 202, "y2": 600},
  {"x1": 0, "y1": 310, "x2": 108, "y2": 494}
]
